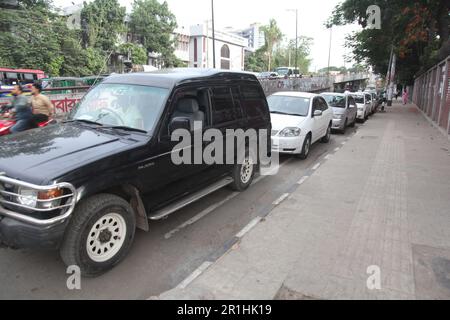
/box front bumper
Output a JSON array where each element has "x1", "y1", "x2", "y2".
[
  {"x1": 0, "y1": 215, "x2": 68, "y2": 249},
  {"x1": 357, "y1": 110, "x2": 365, "y2": 119},
  {"x1": 332, "y1": 118, "x2": 345, "y2": 130},
  {"x1": 271, "y1": 135, "x2": 305, "y2": 154},
  {"x1": 0, "y1": 174, "x2": 77, "y2": 249}
]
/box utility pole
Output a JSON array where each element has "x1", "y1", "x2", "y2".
[
  {"x1": 211, "y1": 0, "x2": 216, "y2": 68},
  {"x1": 295, "y1": 9, "x2": 298, "y2": 77},
  {"x1": 327, "y1": 26, "x2": 332, "y2": 82},
  {"x1": 287, "y1": 9, "x2": 299, "y2": 76}
]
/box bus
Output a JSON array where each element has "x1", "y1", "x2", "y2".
[{"x1": 0, "y1": 68, "x2": 46, "y2": 87}]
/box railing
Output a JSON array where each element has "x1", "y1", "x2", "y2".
[{"x1": 412, "y1": 55, "x2": 450, "y2": 137}]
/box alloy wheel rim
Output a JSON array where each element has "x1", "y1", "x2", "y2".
[
  {"x1": 240, "y1": 157, "x2": 254, "y2": 184},
  {"x1": 86, "y1": 213, "x2": 127, "y2": 263}
]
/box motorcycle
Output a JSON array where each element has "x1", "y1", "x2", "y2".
[{"x1": 0, "y1": 106, "x2": 55, "y2": 136}]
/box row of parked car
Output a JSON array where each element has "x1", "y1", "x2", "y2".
[
  {"x1": 269, "y1": 89, "x2": 380, "y2": 160},
  {"x1": 0, "y1": 69, "x2": 379, "y2": 276}
]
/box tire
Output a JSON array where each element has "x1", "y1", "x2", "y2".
[
  {"x1": 341, "y1": 119, "x2": 347, "y2": 134},
  {"x1": 297, "y1": 134, "x2": 311, "y2": 160},
  {"x1": 321, "y1": 124, "x2": 331, "y2": 143},
  {"x1": 229, "y1": 149, "x2": 255, "y2": 191},
  {"x1": 349, "y1": 117, "x2": 356, "y2": 127},
  {"x1": 60, "y1": 194, "x2": 136, "y2": 277}
]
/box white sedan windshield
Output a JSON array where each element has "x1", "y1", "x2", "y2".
[{"x1": 71, "y1": 83, "x2": 169, "y2": 132}]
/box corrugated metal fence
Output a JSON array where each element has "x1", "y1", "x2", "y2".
[{"x1": 412, "y1": 56, "x2": 450, "y2": 137}]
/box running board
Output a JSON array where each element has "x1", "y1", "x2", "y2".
[{"x1": 148, "y1": 177, "x2": 233, "y2": 220}]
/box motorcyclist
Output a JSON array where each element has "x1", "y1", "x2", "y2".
[{"x1": 4, "y1": 85, "x2": 34, "y2": 133}]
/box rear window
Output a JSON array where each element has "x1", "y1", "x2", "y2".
[
  {"x1": 240, "y1": 85, "x2": 269, "y2": 119},
  {"x1": 352, "y1": 95, "x2": 364, "y2": 104},
  {"x1": 323, "y1": 94, "x2": 346, "y2": 108}
]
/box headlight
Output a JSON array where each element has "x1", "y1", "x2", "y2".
[
  {"x1": 279, "y1": 127, "x2": 301, "y2": 137},
  {"x1": 17, "y1": 187, "x2": 38, "y2": 208},
  {"x1": 16, "y1": 187, "x2": 63, "y2": 209},
  {"x1": 333, "y1": 114, "x2": 344, "y2": 120}
]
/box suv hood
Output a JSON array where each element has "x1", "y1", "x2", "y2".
[
  {"x1": 0, "y1": 123, "x2": 146, "y2": 185},
  {"x1": 332, "y1": 107, "x2": 346, "y2": 115},
  {"x1": 271, "y1": 113, "x2": 307, "y2": 131}
]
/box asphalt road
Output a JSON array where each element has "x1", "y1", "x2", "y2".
[{"x1": 0, "y1": 124, "x2": 361, "y2": 299}]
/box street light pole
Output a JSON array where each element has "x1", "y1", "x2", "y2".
[
  {"x1": 327, "y1": 26, "x2": 332, "y2": 81},
  {"x1": 211, "y1": 0, "x2": 216, "y2": 68},
  {"x1": 295, "y1": 9, "x2": 298, "y2": 77}
]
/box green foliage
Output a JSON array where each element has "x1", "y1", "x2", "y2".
[
  {"x1": 260, "y1": 19, "x2": 284, "y2": 71},
  {"x1": 329, "y1": 0, "x2": 450, "y2": 84},
  {"x1": 272, "y1": 36, "x2": 313, "y2": 73},
  {"x1": 81, "y1": 0, "x2": 126, "y2": 54},
  {"x1": 129, "y1": 0, "x2": 177, "y2": 66},
  {"x1": 118, "y1": 43, "x2": 148, "y2": 65}
]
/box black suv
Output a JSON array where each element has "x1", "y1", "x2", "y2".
[{"x1": 0, "y1": 69, "x2": 271, "y2": 276}]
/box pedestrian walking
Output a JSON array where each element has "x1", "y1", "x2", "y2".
[
  {"x1": 402, "y1": 89, "x2": 408, "y2": 105},
  {"x1": 30, "y1": 82, "x2": 54, "y2": 123}
]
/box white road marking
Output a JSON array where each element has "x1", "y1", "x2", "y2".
[
  {"x1": 164, "y1": 158, "x2": 294, "y2": 240},
  {"x1": 324, "y1": 154, "x2": 331, "y2": 160},
  {"x1": 334, "y1": 147, "x2": 340, "y2": 152},
  {"x1": 176, "y1": 261, "x2": 213, "y2": 289},
  {"x1": 164, "y1": 192, "x2": 239, "y2": 239},
  {"x1": 312, "y1": 162, "x2": 321, "y2": 171},
  {"x1": 236, "y1": 216, "x2": 262, "y2": 238},
  {"x1": 297, "y1": 176, "x2": 309, "y2": 185},
  {"x1": 272, "y1": 193, "x2": 290, "y2": 206},
  {"x1": 341, "y1": 141, "x2": 347, "y2": 145}
]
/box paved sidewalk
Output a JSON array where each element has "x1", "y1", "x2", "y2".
[{"x1": 158, "y1": 103, "x2": 450, "y2": 300}]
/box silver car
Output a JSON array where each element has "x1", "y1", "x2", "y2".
[{"x1": 321, "y1": 92, "x2": 358, "y2": 133}]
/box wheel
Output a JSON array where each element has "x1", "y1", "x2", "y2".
[
  {"x1": 60, "y1": 194, "x2": 136, "y2": 277},
  {"x1": 321, "y1": 124, "x2": 331, "y2": 143},
  {"x1": 341, "y1": 119, "x2": 347, "y2": 134},
  {"x1": 349, "y1": 117, "x2": 356, "y2": 127},
  {"x1": 229, "y1": 149, "x2": 255, "y2": 191},
  {"x1": 297, "y1": 134, "x2": 311, "y2": 160}
]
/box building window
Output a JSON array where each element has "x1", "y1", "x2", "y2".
[{"x1": 220, "y1": 44, "x2": 230, "y2": 70}]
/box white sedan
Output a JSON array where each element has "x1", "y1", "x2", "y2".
[{"x1": 268, "y1": 92, "x2": 333, "y2": 159}]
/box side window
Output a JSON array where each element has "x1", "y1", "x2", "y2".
[
  {"x1": 241, "y1": 84, "x2": 269, "y2": 119},
  {"x1": 319, "y1": 97, "x2": 328, "y2": 111},
  {"x1": 211, "y1": 87, "x2": 236, "y2": 125},
  {"x1": 231, "y1": 87, "x2": 244, "y2": 120},
  {"x1": 347, "y1": 96, "x2": 355, "y2": 107},
  {"x1": 312, "y1": 98, "x2": 321, "y2": 114}
]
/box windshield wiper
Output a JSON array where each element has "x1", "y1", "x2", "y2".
[
  {"x1": 270, "y1": 111, "x2": 304, "y2": 117},
  {"x1": 101, "y1": 125, "x2": 147, "y2": 134},
  {"x1": 65, "y1": 119, "x2": 104, "y2": 126}
]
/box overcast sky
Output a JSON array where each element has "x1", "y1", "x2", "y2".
[{"x1": 53, "y1": 0, "x2": 360, "y2": 71}]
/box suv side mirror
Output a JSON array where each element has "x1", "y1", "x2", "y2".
[
  {"x1": 313, "y1": 110, "x2": 323, "y2": 117},
  {"x1": 169, "y1": 117, "x2": 191, "y2": 134}
]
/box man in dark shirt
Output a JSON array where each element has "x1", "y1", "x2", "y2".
[{"x1": 7, "y1": 85, "x2": 33, "y2": 133}]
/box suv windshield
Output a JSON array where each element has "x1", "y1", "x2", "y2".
[
  {"x1": 267, "y1": 95, "x2": 310, "y2": 116},
  {"x1": 70, "y1": 83, "x2": 169, "y2": 133},
  {"x1": 322, "y1": 94, "x2": 346, "y2": 108}
]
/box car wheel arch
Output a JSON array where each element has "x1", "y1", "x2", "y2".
[{"x1": 80, "y1": 184, "x2": 149, "y2": 232}]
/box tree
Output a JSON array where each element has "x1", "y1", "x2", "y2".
[
  {"x1": 129, "y1": 0, "x2": 178, "y2": 67},
  {"x1": 118, "y1": 43, "x2": 147, "y2": 65},
  {"x1": 260, "y1": 19, "x2": 283, "y2": 71},
  {"x1": 245, "y1": 48, "x2": 267, "y2": 72},
  {"x1": 81, "y1": 0, "x2": 126, "y2": 54},
  {"x1": 329, "y1": 0, "x2": 450, "y2": 84},
  {"x1": 272, "y1": 36, "x2": 313, "y2": 73}
]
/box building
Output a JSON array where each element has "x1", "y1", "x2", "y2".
[
  {"x1": 173, "y1": 27, "x2": 190, "y2": 66},
  {"x1": 188, "y1": 24, "x2": 248, "y2": 70},
  {"x1": 234, "y1": 23, "x2": 265, "y2": 51}
]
